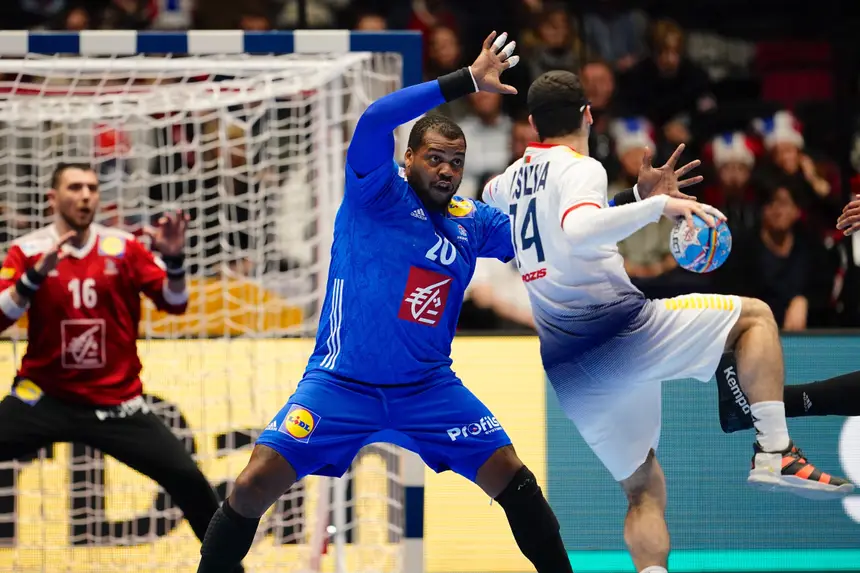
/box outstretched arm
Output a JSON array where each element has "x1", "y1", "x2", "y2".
[{"x1": 347, "y1": 31, "x2": 520, "y2": 179}]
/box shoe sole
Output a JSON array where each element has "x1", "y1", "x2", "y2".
[{"x1": 748, "y1": 472, "x2": 855, "y2": 500}]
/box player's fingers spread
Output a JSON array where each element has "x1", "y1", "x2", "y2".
[
  {"x1": 483, "y1": 31, "x2": 497, "y2": 50},
  {"x1": 671, "y1": 190, "x2": 697, "y2": 201},
  {"x1": 675, "y1": 159, "x2": 701, "y2": 178},
  {"x1": 491, "y1": 32, "x2": 508, "y2": 53},
  {"x1": 696, "y1": 206, "x2": 717, "y2": 227},
  {"x1": 665, "y1": 143, "x2": 685, "y2": 168},
  {"x1": 678, "y1": 175, "x2": 704, "y2": 189},
  {"x1": 500, "y1": 41, "x2": 516, "y2": 61},
  {"x1": 641, "y1": 146, "x2": 653, "y2": 167},
  {"x1": 504, "y1": 55, "x2": 520, "y2": 70},
  {"x1": 684, "y1": 210, "x2": 695, "y2": 231}
]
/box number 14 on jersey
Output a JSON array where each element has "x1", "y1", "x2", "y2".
[{"x1": 509, "y1": 198, "x2": 545, "y2": 268}]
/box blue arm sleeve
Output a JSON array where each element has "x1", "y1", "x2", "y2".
[
  {"x1": 476, "y1": 202, "x2": 515, "y2": 263},
  {"x1": 347, "y1": 80, "x2": 446, "y2": 178}
]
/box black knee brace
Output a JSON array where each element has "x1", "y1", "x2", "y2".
[{"x1": 494, "y1": 466, "x2": 572, "y2": 573}]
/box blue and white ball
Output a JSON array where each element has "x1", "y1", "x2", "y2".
[{"x1": 669, "y1": 214, "x2": 732, "y2": 273}]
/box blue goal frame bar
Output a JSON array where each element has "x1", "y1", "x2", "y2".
[{"x1": 0, "y1": 30, "x2": 423, "y2": 88}]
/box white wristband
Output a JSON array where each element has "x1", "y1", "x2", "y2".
[
  {"x1": 467, "y1": 66, "x2": 479, "y2": 93},
  {"x1": 633, "y1": 184, "x2": 643, "y2": 202}
]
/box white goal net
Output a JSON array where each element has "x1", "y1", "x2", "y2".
[{"x1": 0, "y1": 50, "x2": 411, "y2": 573}]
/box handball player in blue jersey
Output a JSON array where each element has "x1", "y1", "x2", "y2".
[{"x1": 196, "y1": 33, "x2": 576, "y2": 573}]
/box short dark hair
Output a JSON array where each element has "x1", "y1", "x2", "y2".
[
  {"x1": 51, "y1": 162, "x2": 95, "y2": 189},
  {"x1": 527, "y1": 70, "x2": 587, "y2": 140},
  {"x1": 407, "y1": 114, "x2": 465, "y2": 151}
]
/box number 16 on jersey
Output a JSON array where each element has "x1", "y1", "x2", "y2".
[{"x1": 509, "y1": 197, "x2": 545, "y2": 269}]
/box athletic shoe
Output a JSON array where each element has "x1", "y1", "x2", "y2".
[
  {"x1": 715, "y1": 352, "x2": 753, "y2": 433},
  {"x1": 748, "y1": 440, "x2": 855, "y2": 500}
]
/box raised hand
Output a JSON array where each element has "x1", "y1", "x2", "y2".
[
  {"x1": 33, "y1": 230, "x2": 77, "y2": 277},
  {"x1": 636, "y1": 143, "x2": 704, "y2": 201},
  {"x1": 469, "y1": 31, "x2": 520, "y2": 95},
  {"x1": 836, "y1": 196, "x2": 860, "y2": 236},
  {"x1": 146, "y1": 210, "x2": 189, "y2": 256}
]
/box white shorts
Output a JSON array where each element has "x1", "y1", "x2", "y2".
[{"x1": 545, "y1": 293, "x2": 742, "y2": 481}]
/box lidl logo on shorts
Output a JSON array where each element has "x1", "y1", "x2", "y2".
[
  {"x1": 11, "y1": 379, "x2": 43, "y2": 406},
  {"x1": 278, "y1": 404, "x2": 321, "y2": 443},
  {"x1": 98, "y1": 236, "x2": 126, "y2": 258},
  {"x1": 447, "y1": 416, "x2": 502, "y2": 441},
  {"x1": 447, "y1": 198, "x2": 474, "y2": 218}
]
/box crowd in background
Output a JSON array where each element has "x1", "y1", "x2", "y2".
[{"x1": 2, "y1": 0, "x2": 860, "y2": 331}]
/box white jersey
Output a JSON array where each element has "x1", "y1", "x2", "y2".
[{"x1": 483, "y1": 143, "x2": 644, "y2": 311}]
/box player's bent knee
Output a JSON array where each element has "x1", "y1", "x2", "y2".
[
  {"x1": 229, "y1": 444, "x2": 298, "y2": 518},
  {"x1": 620, "y1": 450, "x2": 665, "y2": 506},
  {"x1": 725, "y1": 297, "x2": 777, "y2": 350},
  {"x1": 476, "y1": 445, "x2": 524, "y2": 498},
  {"x1": 739, "y1": 297, "x2": 776, "y2": 324}
]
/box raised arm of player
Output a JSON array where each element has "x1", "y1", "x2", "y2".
[
  {"x1": 137, "y1": 210, "x2": 189, "y2": 313},
  {"x1": 0, "y1": 230, "x2": 76, "y2": 333},
  {"x1": 558, "y1": 159, "x2": 723, "y2": 249},
  {"x1": 346, "y1": 31, "x2": 519, "y2": 204}
]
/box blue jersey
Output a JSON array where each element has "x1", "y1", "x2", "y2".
[{"x1": 304, "y1": 81, "x2": 514, "y2": 385}]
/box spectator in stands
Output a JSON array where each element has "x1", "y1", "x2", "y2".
[
  {"x1": 702, "y1": 132, "x2": 760, "y2": 237},
  {"x1": 459, "y1": 91, "x2": 513, "y2": 199},
  {"x1": 354, "y1": 10, "x2": 387, "y2": 30},
  {"x1": 619, "y1": 19, "x2": 715, "y2": 152},
  {"x1": 509, "y1": 113, "x2": 538, "y2": 164},
  {"x1": 63, "y1": 5, "x2": 90, "y2": 30},
  {"x1": 754, "y1": 110, "x2": 841, "y2": 238},
  {"x1": 716, "y1": 184, "x2": 832, "y2": 330},
  {"x1": 580, "y1": 0, "x2": 648, "y2": 72},
  {"x1": 581, "y1": 59, "x2": 620, "y2": 179},
  {"x1": 423, "y1": 26, "x2": 470, "y2": 118},
  {"x1": 526, "y1": 3, "x2": 582, "y2": 82},
  {"x1": 99, "y1": 0, "x2": 154, "y2": 29}
]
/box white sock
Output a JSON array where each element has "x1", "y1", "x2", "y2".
[
  {"x1": 750, "y1": 401, "x2": 790, "y2": 452},
  {"x1": 640, "y1": 567, "x2": 668, "y2": 573}
]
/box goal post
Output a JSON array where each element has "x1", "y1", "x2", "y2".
[{"x1": 0, "y1": 30, "x2": 425, "y2": 573}]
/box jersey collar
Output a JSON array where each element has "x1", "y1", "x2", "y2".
[{"x1": 50, "y1": 223, "x2": 98, "y2": 259}]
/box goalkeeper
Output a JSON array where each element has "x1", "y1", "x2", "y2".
[
  {"x1": 0, "y1": 163, "x2": 242, "y2": 572},
  {"x1": 197, "y1": 32, "x2": 575, "y2": 573}
]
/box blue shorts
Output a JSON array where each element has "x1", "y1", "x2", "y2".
[{"x1": 255, "y1": 373, "x2": 511, "y2": 482}]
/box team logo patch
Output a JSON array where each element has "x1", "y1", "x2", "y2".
[
  {"x1": 11, "y1": 379, "x2": 43, "y2": 406},
  {"x1": 456, "y1": 224, "x2": 469, "y2": 241},
  {"x1": 61, "y1": 319, "x2": 106, "y2": 369},
  {"x1": 278, "y1": 404, "x2": 321, "y2": 443},
  {"x1": 98, "y1": 236, "x2": 126, "y2": 258},
  {"x1": 447, "y1": 198, "x2": 474, "y2": 218},
  {"x1": 398, "y1": 266, "x2": 452, "y2": 327},
  {"x1": 0, "y1": 267, "x2": 15, "y2": 280}
]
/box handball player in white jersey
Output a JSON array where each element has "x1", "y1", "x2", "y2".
[{"x1": 483, "y1": 70, "x2": 853, "y2": 573}]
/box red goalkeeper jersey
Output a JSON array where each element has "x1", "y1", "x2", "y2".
[{"x1": 0, "y1": 224, "x2": 188, "y2": 406}]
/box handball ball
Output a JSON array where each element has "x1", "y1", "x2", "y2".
[{"x1": 669, "y1": 214, "x2": 732, "y2": 273}]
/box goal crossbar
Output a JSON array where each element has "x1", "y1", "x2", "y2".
[{"x1": 0, "y1": 30, "x2": 423, "y2": 87}]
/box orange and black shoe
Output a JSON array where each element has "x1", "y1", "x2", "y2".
[{"x1": 747, "y1": 440, "x2": 855, "y2": 500}]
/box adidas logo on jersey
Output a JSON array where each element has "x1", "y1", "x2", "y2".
[
  {"x1": 265, "y1": 420, "x2": 277, "y2": 431},
  {"x1": 410, "y1": 208, "x2": 427, "y2": 221}
]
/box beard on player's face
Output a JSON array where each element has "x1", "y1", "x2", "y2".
[
  {"x1": 55, "y1": 195, "x2": 97, "y2": 232},
  {"x1": 405, "y1": 137, "x2": 465, "y2": 211}
]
